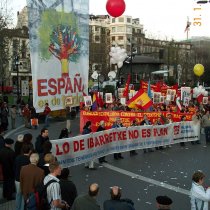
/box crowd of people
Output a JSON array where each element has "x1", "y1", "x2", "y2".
[{"x1": 0, "y1": 96, "x2": 210, "y2": 209}]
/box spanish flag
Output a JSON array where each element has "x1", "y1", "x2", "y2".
[
  {"x1": 92, "y1": 93, "x2": 97, "y2": 111},
  {"x1": 127, "y1": 89, "x2": 153, "y2": 110}
]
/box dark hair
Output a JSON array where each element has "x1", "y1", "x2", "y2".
[
  {"x1": 41, "y1": 128, "x2": 48, "y2": 135},
  {"x1": 85, "y1": 121, "x2": 91, "y2": 127},
  {"x1": 59, "y1": 128, "x2": 69, "y2": 139},
  {"x1": 21, "y1": 144, "x2": 32, "y2": 154},
  {"x1": 192, "y1": 171, "x2": 205, "y2": 183},
  {"x1": 181, "y1": 115, "x2": 186, "y2": 121},
  {"x1": 23, "y1": 133, "x2": 33, "y2": 144},
  {"x1": 45, "y1": 103, "x2": 49, "y2": 106},
  {"x1": 110, "y1": 188, "x2": 121, "y2": 200},
  {"x1": 60, "y1": 168, "x2": 70, "y2": 179}
]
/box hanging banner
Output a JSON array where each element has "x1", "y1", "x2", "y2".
[
  {"x1": 51, "y1": 121, "x2": 200, "y2": 167},
  {"x1": 26, "y1": 0, "x2": 89, "y2": 112}
]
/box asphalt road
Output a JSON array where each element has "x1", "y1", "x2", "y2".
[{"x1": 2, "y1": 116, "x2": 210, "y2": 210}]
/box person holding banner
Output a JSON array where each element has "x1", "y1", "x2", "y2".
[
  {"x1": 112, "y1": 118, "x2": 124, "y2": 160},
  {"x1": 140, "y1": 114, "x2": 154, "y2": 153},
  {"x1": 130, "y1": 120, "x2": 138, "y2": 156},
  {"x1": 97, "y1": 121, "x2": 108, "y2": 164},
  {"x1": 180, "y1": 116, "x2": 186, "y2": 147},
  {"x1": 192, "y1": 110, "x2": 202, "y2": 145},
  {"x1": 83, "y1": 121, "x2": 96, "y2": 170}
]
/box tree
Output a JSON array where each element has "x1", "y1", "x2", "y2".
[{"x1": 0, "y1": 14, "x2": 11, "y2": 95}]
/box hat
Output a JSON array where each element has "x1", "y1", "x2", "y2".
[
  {"x1": 156, "y1": 196, "x2": 173, "y2": 206},
  {"x1": 17, "y1": 134, "x2": 24, "y2": 142},
  {"x1": 4, "y1": 138, "x2": 14, "y2": 145}
]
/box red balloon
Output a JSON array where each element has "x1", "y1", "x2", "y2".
[{"x1": 106, "y1": 0, "x2": 126, "y2": 18}]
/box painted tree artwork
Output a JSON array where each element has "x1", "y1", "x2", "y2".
[{"x1": 39, "y1": 10, "x2": 82, "y2": 77}]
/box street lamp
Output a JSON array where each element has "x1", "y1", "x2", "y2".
[{"x1": 15, "y1": 56, "x2": 21, "y2": 99}]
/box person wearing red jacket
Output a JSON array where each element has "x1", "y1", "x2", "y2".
[{"x1": 43, "y1": 103, "x2": 51, "y2": 127}]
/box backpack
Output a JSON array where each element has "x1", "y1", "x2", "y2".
[{"x1": 26, "y1": 179, "x2": 58, "y2": 210}]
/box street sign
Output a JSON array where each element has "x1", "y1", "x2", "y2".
[{"x1": 21, "y1": 80, "x2": 29, "y2": 96}]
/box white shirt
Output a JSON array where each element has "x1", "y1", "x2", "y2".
[
  {"x1": 44, "y1": 174, "x2": 61, "y2": 210},
  {"x1": 190, "y1": 182, "x2": 210, "y2": 210}
]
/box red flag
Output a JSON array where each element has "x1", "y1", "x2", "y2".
[
  {"x1": 197, "y1": 94, "x2": 204, "y2": 103},
  {"x1": 123, "y1": 74, "x2": 131, "y2": 98},
  {"x1": 96, "y1": 92, "x2": 104, "y2": 108}
]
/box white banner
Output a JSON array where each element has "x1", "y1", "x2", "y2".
[
  {"x1": 27, "y1": 0, "x2": 89, "y2": 112},
  {"x1": 51, "y1": 121, "x2": 200, "y2": 168}
]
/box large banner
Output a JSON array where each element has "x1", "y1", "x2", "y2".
[
  {"x1": 27, "y1": 0, "x2": 89, "y2": 112},
  {"x1": 80, "y1": 111, "x2": 195, "y2": 132},
  {"x1": 51, "y1": 121, "x2": 200, "y2": 167}
]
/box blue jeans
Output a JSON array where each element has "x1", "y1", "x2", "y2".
[
  {"x1": 15, "y1": 181, "x2": 24, "y2": 210},
  {"x1": 204, "y1": 126, "x2": 210, "y2": 142},
  {"x1": 45, "y1": 114, "x2": 50, "y2": 127}
]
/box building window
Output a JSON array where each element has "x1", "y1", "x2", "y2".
[
  {"x1": 112, "y1": 18, "x2": 115, "y2": 23},
  {"x1": 118, "y1": 36, "x2": 124, "y2": 40},
  {"x1": 112, "y1": 27, "x2": 116, "y2": 32},
  {"x1": 95, "y1": 26, "x2": 100, "y2": 32},
  {"x1": 112, "y1": 36, "x2": 115, "y2": 41},
  {"x1": 117, "y1": 26, "x2": 124, "y2": 32},
  {"x1": 127, "y1": 18, "x2": 131, "y2": 23},
  {"x1": 127, "y1": 27, "x2": 132, "y2": 33},
  {"x1": 95, "y1": 36, "x2": 100, "y2": 42},
  {"x1": 118, "y1": 17, "x2": 124, "y2": 22}
]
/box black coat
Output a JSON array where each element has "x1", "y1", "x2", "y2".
[
  {"x1": 60, "y1": 179, "x2": 78, "y2": 208},
  {"x1": 35, "y1": 135, "x2": 49, "y2": 154},
  {"x1": 103, "y1": 199, "x2": 135, "y2": 210},
  {"x1": 97, "y1": 126, "x2": 105, "y2": 132},
  {"x1": 0, "y1": 146, "x2": 15, "y2": 180},
  {"x1": 14, "y1": 141, "x2": 23, "y2": 157}
]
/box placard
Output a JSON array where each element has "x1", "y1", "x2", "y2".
[{"x1": 84, "y1": 96, "x2": 92, "y2": 107}]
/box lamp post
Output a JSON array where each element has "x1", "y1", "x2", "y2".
[{"x1": 15, "y1": 56, "x2": 20, "y2": 99}]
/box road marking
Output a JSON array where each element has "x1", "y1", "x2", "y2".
[
  {"x1": 4, "y1": 125, "x2": 24, "y2": 138},
  {"x1": 103, "y1": 163, "x2": 190, "y2": 196}
]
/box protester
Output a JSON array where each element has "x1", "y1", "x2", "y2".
[
  {"x1": 83, "y1": 121, "x2": 96, "y2": 169},
  {"x1": 43, "y1": 103, "x2": 51, "y2": 127},
  {"x1": 0, "y1": 138, "x2": 16, "y2": 200},
  {"x1": 23, "y1": 133, "x2": 34, "y2": 152},
  {"x1": 201, "y1": 110, "x2": 210, "y2": 144},
  {"x1": 38, "y1": 140, "x2": 53, "y2": 167},
  {"x1": 103, "y1": 186, "x2": 135, "y2": 210},
  {"x1": 97, "y1": 120, "x2": 108, "y2": 163},
  {"x1": 59, "y1": 128, "x2": 69, "y2": 139},
  {"x1": 156, "y1": 195, "x2": 173, "y2": 210},
  {"x1": 20, "y1": 153, "x2": 44, "y2": 200},
  {"x1": 40, "y1": 153, "x2": 56, "y2": 176},
  {"x1": 59, "y1": 168, "x2": 78, "y2": 209},
  {"x1": 112, "y1": 117, "x2": 124, "y2": 160},
  {"x1": 0, "y1": 102, "x2": 9, "y2": 131},
  {"x1": 44, "y1": 161, "x2": 69, "y2": 210},
  {"x1": 14, "y1": 144, "x2": 31, "y2": 210},
  {"x1": 180, "y1": 115, "x2": 186, "y2": 147},
  {"x1": 140, "y1": 114, "x2": 154, "y2": 153},
  {"x1": 14, "y1": 134, "x2": 24, "y2": 157},
  {"x1": 22, "y1": 104, "x2": 31, "y2": 129},
  {"x1": 192, "y1": 110, "x2": 202, "y2": 144},
  {"x1": 0, "y1": 128, "x2": 4, "y2": 150},
  {"x1": 71, "y1": 183, "x2": 100, "y2": 210},
  {"x1": 130, "y1": 120, "x2": 138, "y2": 156},
  {"x1": 35, "y1": 128, "x2": 49, "y2": 153},
  {"x1": 10, "y1": 105, "x2": 17, "y2": 129},
  {"x1": 66, "y1": 106, "x2": 72, "y2": 133},
  {"x1": 190, "y1": 171, "x2": 210, "y2": 210}
]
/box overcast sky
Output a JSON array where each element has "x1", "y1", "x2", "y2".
[{"x1": 6, "y1": 0, "x2": 210, "y2": 41}]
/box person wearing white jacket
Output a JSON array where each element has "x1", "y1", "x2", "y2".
[{"x1": 190, "y1": 171, "x2": 210, "y2": 210}]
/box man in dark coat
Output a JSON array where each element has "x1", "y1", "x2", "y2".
[
  {"x1": 97, "y1": 121, "x2": 108, "y2": 163},
  {"x1": 59, "y1": 168, "x2": 78, "y2": 209},
  {"x1": 71, "y1": 183, "x2": 100, "y2": 210},
  {"x1": 156, "y1": 195, "x2": 173, "y2": 210},
  {"x1": 35, "y1": 128, "x2": 49, "y2": 153},
  {"x1": 0, "y1": 138, "x2": 16, "y2": 200},
  {"x1": 103, "y1": 186, "x2": 135, "y2": 210}
]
